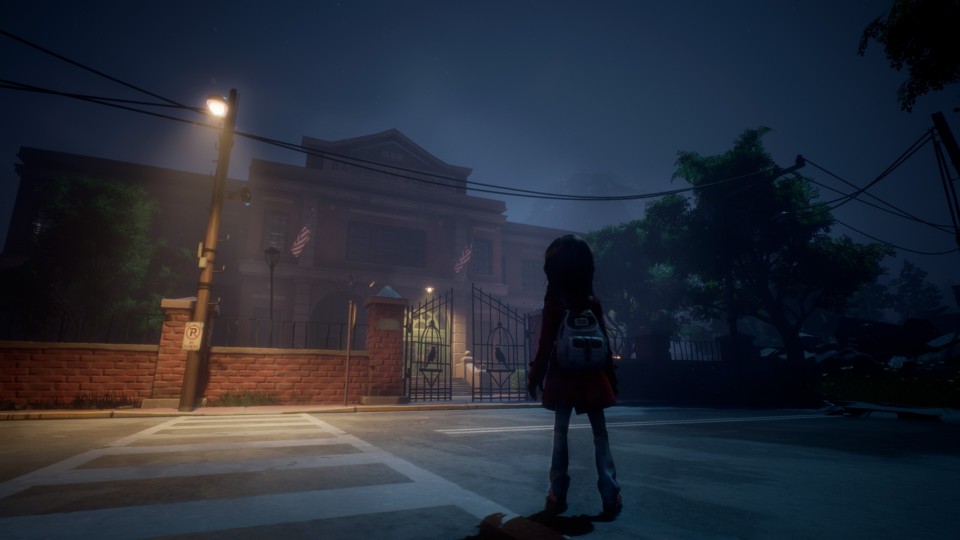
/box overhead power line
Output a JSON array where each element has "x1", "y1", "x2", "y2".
[
  {"x1": 803, "y1": 163, "x2": 953, "y2": 234},
  {"x1": 807, "y1": 130, "x2": 932, "y2": 211},
  {"x1": 238, "y1": 129, "x2": 783, "y2": 201},
  {"x1": 0, "y1": 28, "x2": 190, "y2": 109},
  {"x1": 832, "y1": 217, "x2": 959, "y2": 255},
  {"x1": 0, "y1": 76, "x2": 782, "y2": 202},
  {"x1": 5, "y1": 27, "x2": 959, "y2": 257},
  {"x1": 1, "y1": 29, "x2": 784, "y2": 202}
]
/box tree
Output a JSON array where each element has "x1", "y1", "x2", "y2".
[
  {"x1": 858, "y1": 0, "x2": 960, "y2": 111},
  {"x1": 672, "y1": 129, "x2": 893, "y2": 365},
  {"x1": 889, "y1": 259, "x2": 944, "y2": 321},
  {"x1": 844, "y1": 281, "x2": 894, "y2": 321},
  {"x1": 0, "y1": 176, "x2": 184, "y2": 321},
  {"x1": 589, "y1": 194, "x2": 691, "y2": 336},
  {"x1": 589, "y1": 129, "x2": 892, "y2": 369}
]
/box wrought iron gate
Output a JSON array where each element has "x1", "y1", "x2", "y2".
[
  {"x1": 471, "y1": 284, "x2": 530, "y2": 402},
  {"x1": 403, "y1": 289, "x2": 453, "y2": 401}
]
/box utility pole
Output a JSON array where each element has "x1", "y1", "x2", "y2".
[
  {"x1": 932, "y1": 112, "x2": 960, "y2": 250},
  {"x1": 931, "y1": 111, "x2": 960, "y2": 306},
  {"x1": 179, "y1": 89, "x2": 238, "y2": 412}
]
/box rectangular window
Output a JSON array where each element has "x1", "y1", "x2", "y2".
[
  {"x1": 347, "y1": 222, "x2": 426, "y2": 267},
  {"x1": 263, "y1": 212, "x2": 288, "y2": 251},
  {"x1": 472, "y1": 238, "x2": 492, "y2": 275},
  {"x1": 521, "y1": 259, "x2": 543, "y2": 289}
]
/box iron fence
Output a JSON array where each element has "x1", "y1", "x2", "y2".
[
  {"x1": 0, "y1": 311, "x2": 164, "y2": 345},
  {"x1": 471, "y1": 285, "x2": 530, "y2": 402},
  {"x1": 669, "y1": 339, "x2": 722, "y2": 362},
  {"x1": 210, "y1": 318, "x2": 367, "y2": 350},
  {"x1": 404, "y1": 288, "x2": 454, "y2": 402}
]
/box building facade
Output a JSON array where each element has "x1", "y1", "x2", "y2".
[
  {"x1": 7, "y1": 130, "x2": 572, "y2": 360},
  {"x1": 236, "y1": 129, "x2": 570, "y2": 358}
]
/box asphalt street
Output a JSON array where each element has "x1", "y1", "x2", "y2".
[{"x1": 0, "y1": 406, "x2": 958, "y2": 539}]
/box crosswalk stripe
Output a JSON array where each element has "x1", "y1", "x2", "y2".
[
  {"x1": 0, "y1": 413, "x2": 513, "y2": 539},
  {"x1": 0, "y1": 481, "x2": 500, "y2": 540}
]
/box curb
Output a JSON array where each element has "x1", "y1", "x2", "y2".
[{"x1": 0, "y1": 401, "x2": 542, "y2": 421}]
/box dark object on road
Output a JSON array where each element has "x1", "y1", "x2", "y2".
[{"x1": 830, "y1": 400, "x2": 943, "y2": 421}]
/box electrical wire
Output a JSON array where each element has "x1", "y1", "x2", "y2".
[
  {"x1": 0, "y1": 77, "x2": 781, "y2": 202},
  {"x1": 804, "y1": 174, "x2": 954, "y2": 234},
  {"x1": 0, "y1": 79, "x2": 202, "y2": 112},
  {"x1": 832, "y1": 217, "x2": 959, "y2": 255},
  {"x1": 238, "y1": 129, "x2": 781, "y2": 201},
  {"x1": 0, "y1": 28, "x2": 190, "y2": 109},
  {"x1": 932, "y1": 132, "x2": 960, "y2": 232},
  {"x1": 1, "y1": 29, "x2": 783, "y2": 202},
  {"x1": 5, "y1": 28, "x2": 959, "y2": 257},
  {"x1": 806, "y1": 131, "x2": 932, "y2": 211},
  {"x1": 0, "y1": 79, "x2": 209, "y2": 128}
]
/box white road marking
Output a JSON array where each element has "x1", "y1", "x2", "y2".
[
  {"x1": 0, "y1": 482, "x2": 503, "y2": 540},
  {"x1": 0, "y1": 413, "x2": 513, "y2": 539},
  {"x1": 436, "y1": 413, "x2": 835, "y2": 434}
]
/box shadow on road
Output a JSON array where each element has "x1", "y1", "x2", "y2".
[{"x1": 465, "y1": 511, "x2": 605, "y2": 539}]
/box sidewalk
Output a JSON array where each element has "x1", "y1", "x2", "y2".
[{"x1": 0, "y1": 398, "x2": 542, "y2": 421}]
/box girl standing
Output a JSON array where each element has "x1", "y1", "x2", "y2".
[{"x1": 527, "y1": 234, "x2": 622, "y2": 518}]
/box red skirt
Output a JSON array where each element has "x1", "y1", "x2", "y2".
[{"x1": 541, "y1": 369, "x2": 617, "y2": 414}]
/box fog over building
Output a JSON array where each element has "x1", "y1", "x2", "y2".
[{"x1": 6, "y1": 130, "x2": 572, "y2": 357}]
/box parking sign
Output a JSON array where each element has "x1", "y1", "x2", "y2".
[{"x1": 182, "y1": 321, "x2": 204, "y2": 351}]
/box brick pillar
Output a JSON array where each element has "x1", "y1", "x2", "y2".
[
  {"x1": 361, "y1": 294, "x2": 409, "y2": 405},
  {"x1": 153, "y1": 298, "x2": 195, "y2": 399}
]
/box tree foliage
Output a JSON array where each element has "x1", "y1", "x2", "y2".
[
  {"x1": 858, "y1": 0, "x2": 960, "y2": 111},
  {"x1": 889, "y1": 259, "x2": 943, "y2": 320},
  {"x1": 0, "y1": 176, "x2": 184, "y2": 319},
  {"x1": 591, "y1": 128, "x2": 893, "y2": 366},
  {"x1": 590, "y1": 194, "x2": 690, "y2": 334}
]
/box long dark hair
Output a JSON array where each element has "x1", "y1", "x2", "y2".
[{"x1": 543, "y1": 234, "x2": 595, "y2": 305}]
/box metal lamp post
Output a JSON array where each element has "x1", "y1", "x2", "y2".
[
  {"x1": 264, "y1": 247, "x2": 280, "y2": 347},
  {"x1": 178, "y1": 88, "x2": 238, "y2": 412}
]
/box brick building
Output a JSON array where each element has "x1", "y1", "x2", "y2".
[{"x1": 6, "y1": 130, "x2": 571, "y2": 362}]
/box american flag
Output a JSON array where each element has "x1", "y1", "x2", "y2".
[
  {"x1": 290, "y1": 211, "x2": 314, "y2": 258},
  {"x1": 453, "y1": 243, "x2": 472, "y2": 273}
]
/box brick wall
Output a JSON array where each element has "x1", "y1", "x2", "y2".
[
  {"x1": 203, "y1": 349, "x2": 370, "y2": 404},
  {"x1": 153, "y1": 298, "x2": 192, "y2": 399},
  {"x1": 0, "y1": 343, "x2": 159, "y2": 407},
  {"x1": 362, "y1": 296, "x2": 407, "y2": 398},
  {"x1": 0, "y1": 295, "x2": 405, "y2": 408}
]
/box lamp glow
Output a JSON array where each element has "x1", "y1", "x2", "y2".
[{"x1": 206, "y1": 94, "x2": 229, "y2": 117}]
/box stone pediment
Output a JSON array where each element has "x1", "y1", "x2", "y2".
[{"x1": 302, "y1": 129, "x2": 472, "y2": 181}]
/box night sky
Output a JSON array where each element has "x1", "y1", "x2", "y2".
[{"x1": 2, "y1": 1, "x2": 958, "y2": 295}]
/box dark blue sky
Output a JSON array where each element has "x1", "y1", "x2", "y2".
[{"x1": 2, "y1": 1, "x2": 958, "y2": 292}]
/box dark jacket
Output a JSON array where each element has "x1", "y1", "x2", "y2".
[{"x1": 529, "y1": 295, "x2": 618, "y2": 413}]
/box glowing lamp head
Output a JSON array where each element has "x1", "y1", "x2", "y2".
[{"x1": 206, "y1": 94, "x2": 229, "y2": 117}]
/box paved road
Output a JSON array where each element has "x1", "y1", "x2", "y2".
[{"x1": 0, "y1": 406, "x2": 957, "y2": 539}]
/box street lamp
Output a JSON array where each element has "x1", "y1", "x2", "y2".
[
  {"x1": 179, "y1": 88, "x2": 239, "y2": 412},
  {"x1": 264, "y1": 247, "x2": 280, "y2": 347}
]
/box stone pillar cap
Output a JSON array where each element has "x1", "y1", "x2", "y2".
[
  {"x1": 160, "y1": 297, "x2": 197, "y2": 309},
  {"x1": 375, "y1": 285, "x2": 402, "y2": 298}
]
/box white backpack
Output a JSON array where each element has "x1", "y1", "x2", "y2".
[{"x1": 554, "y1": 301, "x2": 607, "y2": 372}]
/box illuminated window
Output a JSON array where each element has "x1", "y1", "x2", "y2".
[
  {"x1": 347, "y1": 222, "x2": 426, "y2": 267},
  {"x1": 263, "y1": 212, "x2": 288, "y2": 251}
]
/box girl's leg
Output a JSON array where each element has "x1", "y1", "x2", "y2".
[
  {"x1": 587, "y1": 409, "x2": 621, "y2": 510},
  {"x1": 549, "y1": 405, "x2": 573, "y2": 502}
]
